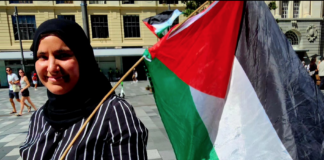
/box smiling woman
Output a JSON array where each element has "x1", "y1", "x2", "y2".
[
  {"x1": 19, "y1": 19, "x2": 148, "y2": 160},
  {"x1": 36, "y1": 34, "x2": 79, "y2": 95}
]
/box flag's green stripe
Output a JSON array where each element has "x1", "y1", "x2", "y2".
[
  {"x1": 156, "y1": 26, "x2": 169, "y2": 38},
  {"x1": 145, "y1": 57, "x2": 218, "y2": 160}
]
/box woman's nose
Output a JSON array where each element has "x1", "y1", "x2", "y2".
[{"x1": 47, "y1": 56, "x2": 60, "y2": 73}]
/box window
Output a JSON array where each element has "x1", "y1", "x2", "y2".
[
  {"x1": 56, "y1": 1, "x2": 73, "y2": 4},
  {"x1": 285, "y1": 31, "x2": 298, "y2": 45},
  {"x1": 91, "y1": 15, "x2": 109, "y2": 38},
  {"x1": 293, "y1": 1, "x2": 300, "y2": 18},
  {"x1": 57, "y1": 15, "x2": 75, "y2": 22},
  {"x1": 11, "y1": 15, "x2": 36, "y2": 40},
  {"x1": 9, "y1": 1, "x2": 32, "y2": 3},
  {"x1": 123, "y1": 15, "x2": 140, "y2": 38},
  {"x1": 281, "y1": 1, "x2": 288, "y2": 18},
  {"x1": 122, "y1": 0, "x2": 134, "y2": 4},
  {"x1": 159, "y1": 0, "x2": 178, "y2": 4},
  {"x1": 89, "y1": 1, "x2": 106, "y2": 4}
]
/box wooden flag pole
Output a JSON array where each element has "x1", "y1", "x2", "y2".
[{"x1": 59, "y1": 1, "x2": 211, "y2": 159}]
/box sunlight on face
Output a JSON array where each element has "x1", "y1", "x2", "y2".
[{"x1": 35, "y1": 35, "x2": 79, "y2": 95}]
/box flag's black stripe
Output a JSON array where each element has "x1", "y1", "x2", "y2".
[
  {"x1": 142, "y1": 10, "x2": 175, "y2": 25},
  {"x1": 235, "y1": 1, "x2": 324, "y2": 160}
]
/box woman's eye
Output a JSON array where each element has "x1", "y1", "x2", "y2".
[{"x1": 56, "y1": 53, "x2": 72, "y2": 59}]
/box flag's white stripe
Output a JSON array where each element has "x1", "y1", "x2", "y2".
[
  {"x1": 152, "y1": 9, "x2": 182, "y2": 33},
  {"x1": 168, "y1": 1, "x2": 218, "y2": 39},
  {"x1": 189, "y1": 86, "x2": 225, "y2": 145},
  {"x1": 214, "y1": 57, "x2": 292, "y2": 160}
]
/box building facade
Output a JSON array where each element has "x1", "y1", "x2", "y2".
[
  {"x1": 0, "y1": 0, "x2": 186, "y2": 87},
  {"x1": 265, "y1": 1, "x2": 324, "y2": 63}
]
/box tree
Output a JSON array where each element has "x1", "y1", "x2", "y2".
[
  {"x1": 267, "y1": 1, "x2": 281, "y2": 30},
  {"x1": 181, "y1": 0, "x2": 212, "y2": 17},
  {"x1": 268, "y1": 1, "x2": 277, "y2": 10}
]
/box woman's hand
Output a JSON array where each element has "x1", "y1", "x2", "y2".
[{"x1": 20, "y1": 89, "x2": 24, "y2": 93}]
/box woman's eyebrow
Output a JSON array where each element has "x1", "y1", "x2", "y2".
[
  {"x1": 55, "y1": 49, "x2": 73, "y2": 54},
  {"x1": 37, "y1": 51, "x2": 46, "y2": 55}
]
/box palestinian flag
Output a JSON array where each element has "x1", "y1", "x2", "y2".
[
  {"x1": 143, "y1": 1, "x2": 324, "y2": 160},
  {"x1": 142, "y1": 9, "x2": 182, "y2": 38}
]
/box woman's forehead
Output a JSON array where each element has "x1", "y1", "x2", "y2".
[{"x1": 37, "y1": 36, "x2": 71, "y2": 54}]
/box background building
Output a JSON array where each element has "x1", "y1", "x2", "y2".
[
  {"x1": 265, "y1": 1, "x2": 324, "y2": 64},
  {"x1": 0, "y1": 0, "x2": 186, "y2": 87}
]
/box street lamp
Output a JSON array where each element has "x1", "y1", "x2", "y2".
[
  {"x1": 80, "y1": 0, "x2": 90, "y2": 41},
  {"x1": 13, "y1": 6, "x2": 25, "y2": 71}
]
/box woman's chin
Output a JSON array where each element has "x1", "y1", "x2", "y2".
[{"x1": 47, "y1": 85, "x2": 72, "y2": 95}]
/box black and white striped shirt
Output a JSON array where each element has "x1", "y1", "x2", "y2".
[{"x1": 19, "y1": 96, "x2": 148, "y2": 160}]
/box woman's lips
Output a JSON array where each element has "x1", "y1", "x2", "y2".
[{"x1": 47, "y1": 76, "x2": 64, "y2": 82}]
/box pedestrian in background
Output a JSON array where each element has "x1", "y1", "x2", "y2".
[
  {"x1": 108, "y1": 67, "x2": 113, "y2": 81},
  {"x1": 132, "y1": 68, "x2": 138, "y2": 83},
  {"x1": 6, "y1": 67, "x2": 29, "y2": 114},
  {"x1": 309, "y1": 57, "x2": 318, "y2": 85},
  {"x1": 115, "y1": 67, "x2": 120, "y2": 80},
  {"x1": 32, "y1": 73, "x2": 38, "y2": 90},
  {"x1": 318, "y1": 58, "x2": 324, "y2": 89},
  {"x1": 17, "y1": 69, "x2": 37, "y2": 116}
]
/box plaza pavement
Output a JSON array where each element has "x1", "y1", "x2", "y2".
[{"x1": 0, "y1": 81, "x2": 176, "y2": 160}]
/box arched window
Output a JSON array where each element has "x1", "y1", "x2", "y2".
[{"x1": 285, "y1": 31, "x2": 299, "y2": 45}]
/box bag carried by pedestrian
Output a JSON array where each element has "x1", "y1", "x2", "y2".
[{"x1": 12, "y1": 84, "x2": 20, "y2": 92}]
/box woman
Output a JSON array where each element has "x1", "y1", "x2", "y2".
[
  {"x1": 17, "y1": 69, "x2": 37, "y2": 116},
  {"x1": 19, "y1": 19, "x2": 148, "y2": 160}
]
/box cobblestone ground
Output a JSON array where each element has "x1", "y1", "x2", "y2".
[{"x1": 0, "y1": 81, "x2": 175, "y2": 160}]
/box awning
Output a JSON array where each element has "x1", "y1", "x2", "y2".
[
  {"x1": 0, "y1": 48, "x2": 146, "y2": 60},
  {"x1": 294, "y1": 49, "x2": 309, "y2": 52}
]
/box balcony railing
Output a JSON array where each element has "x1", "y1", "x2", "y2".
[
  {"x1": 122, "y1": 0, "x2": 134, "y2": 4},
  {"x1": 56, "y1": 1, "x2": 73, "y2": 4},
  {"x1": 9, "y1": 1, "x2": 33, "y2": 4},
  {"x1": 89, "y1": 1, "x2": 106, "y2": 4}
]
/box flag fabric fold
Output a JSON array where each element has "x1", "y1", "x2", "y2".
[
  {"x1": 142, "y1": 9, "x2": 182, "y2": 38},
  {"x1": 143, "y1": 1, "x2": 324, "y2": 160}
]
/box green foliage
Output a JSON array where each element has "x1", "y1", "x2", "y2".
[
  {"x1": 181, "y1": 0, "x2": 212, "y2": 17},
  {"x1": 268, "y1": 1, "x2": 277, "y2": 10}
]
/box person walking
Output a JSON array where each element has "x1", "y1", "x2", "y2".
[
  {"x1": 132, "y1": 68, "x2": 138, "y2": 83},
  {"x1": 108, "y1": 67, "x2": 113, "y2": 81},
  {"x1": 20, "y1": 19, "x2": 148, "y2": 160},
  {"x1": 32, "y1": 73, "x2": 38, "y2": 90},
  {"x1": 17, "y1": 69, "x2": 37, "y2": 116},
  {"x1": 115, "y1": 67, "x2": 120, "y2": 80},
  {"x1": 309, "y1": 57, "x2": 318, "y2": 85},
  {"x1": 6, "y1": 67, "x2": 30, "y2": 114},
  {"x1": 318, "y1": 58, "x2": 324, "y2": 89}
]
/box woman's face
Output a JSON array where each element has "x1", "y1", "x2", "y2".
[
  {"x1": 19, "y1": 70, "x2": 24, "y2": 77},
  {"x1": 35, "y1": 35, "x2": 79, "y2": 95}
]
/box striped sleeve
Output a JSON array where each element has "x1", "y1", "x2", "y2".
[
  {"x1": 103, "y1": 98, "x2": 148, "y2": 160},
  {"x1": 19, "y1": 108, "x2": 42, "y2": 155}
]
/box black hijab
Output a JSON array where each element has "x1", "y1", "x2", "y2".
[{"x1": 30, "y1": 19, "x2": 114, "y2": 130}]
